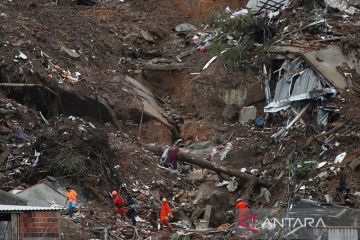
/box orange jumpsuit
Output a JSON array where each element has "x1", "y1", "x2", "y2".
[
  {"x1": 236, "y1": 201, "x2": 248, "y2": 219},
  {"x1": 113, "y1": 195, "x2": 126, "y2": 220},
  {"x1": 160, "y1": 202, "x2": 173, "y2": 229}
]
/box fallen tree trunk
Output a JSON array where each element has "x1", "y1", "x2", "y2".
[
  {"x1": 144, "y1": 144, "x2": 267, "y2": 187},
  {"x1": 177, "y1": 151, "x2": 266, "y2": 186}
]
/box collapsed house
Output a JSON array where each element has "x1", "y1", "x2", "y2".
[
  {"x1": 262, "y1": 40, "x2": 360, "y2": 141},
  {"x1": 264, "y1": 56, "x2": 338, "y2": 140}
]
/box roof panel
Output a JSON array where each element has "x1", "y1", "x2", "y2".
[{"x1": 0, "y1": 205, "x2": 63, "y2": 212}]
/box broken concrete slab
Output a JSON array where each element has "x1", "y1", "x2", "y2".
[
  {"x1": 270, "y1": 45, "x2": 360, "y2": 90},
  {"x1": 239, "y1": 106, "x2": 257, "y2": 122},
  {"x1": 303, "y1": 46, "x2": 350, "y2": 90},
  {"x1": 16, "y1": 181, "x2": 66, "y2": 207},
  {"x1": 124, "y1": 76, "x2": 173, "y2": 129}
]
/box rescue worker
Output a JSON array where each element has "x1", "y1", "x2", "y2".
[
  {"x1": 235, "y1": 198, "x2": 249, "y2": 220},
  {"x1": 255, "y1": 187, "x2": 271, "y2": 206},
  {"x1": 112, "y1": 191, "x2": 126, "y2": 221},
  {"x1": 65, "y1": 187, "x2": 77, "y2": 217},
  {"x1": 338, "y1": 167, "x2": 349, "y2": 202},
  {"x1": 126, "y1": 194, "x2": 137, "y2": 226},
  {"x1": 160, "y1": 198, "x2": 173, "y2": 232}
]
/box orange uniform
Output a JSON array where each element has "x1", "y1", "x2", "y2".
[
  {"x1": 113, "y1": 195, "x2": 126, "y2": 220},
  {"x1": 236, "y1": 201, "x2": 248, "y2": 219},
  {"x1": 66, "y1": 190, "x2": 77, "y2": 203},
  {"x1": 160, "y1": 202, "x2": 172, "y2": 223}
]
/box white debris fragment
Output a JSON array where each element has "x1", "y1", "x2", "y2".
[
  {"x1": 202, "y1": 56, "x2": 217, "y2": 70},
  {"x1": 317, "y1": 162, "x2": 327, "y2": 169},
  {"x1": 220, "y1": 142, "x2": 233, "y2": 161},
  {"x1": 75, "y1": 72, "x2": 81, "y2": 78},
  {"x1": 68, "y1": 116, "x2": 76, "y2": 121},
  {"x1": 78, "y1": 125, "x2": 87, "y2": 132},
  {"x1": 215, "y1": 181, "x2": 230, "y2": 187},
  {"x1": 0, "y1": 13, "x2": 9, "y2": 18},
  {"x1": 15, "y1": 51, "x2": 27, "y2": 60},
  {"x1": 334, "y1": 152, "x2": 346, "y2": 164}
]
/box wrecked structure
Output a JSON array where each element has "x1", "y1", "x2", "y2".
[
  {"x1": 1, "y1": 0, "x2": 360, "y2": 239},
  {"x1": 264, "y1": 56, "x2": 338, "y2": 140}
]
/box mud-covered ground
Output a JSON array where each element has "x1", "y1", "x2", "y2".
[{"x1": 1, "y1": 0, "x2": 360, "y2": 239}]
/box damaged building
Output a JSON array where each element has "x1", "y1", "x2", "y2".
[
  {"x1": 1, "y1": 0, "x2": 360, "y2": 239},
  {"x1": 264, "y1": 56, "x2": 338, "y2": 140}
]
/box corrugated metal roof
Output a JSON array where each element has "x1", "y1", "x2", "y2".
[{"x1": 0, "y1": 205, "x2": 63, "y2": 212}]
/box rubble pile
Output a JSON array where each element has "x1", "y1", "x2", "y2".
[{"x1": 1, "y1": 0, "x2": 360, "y2": 239}]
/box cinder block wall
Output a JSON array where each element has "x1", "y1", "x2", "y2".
[{"x1": 19, "y1": 211, "x2": 59, "y2": 239}]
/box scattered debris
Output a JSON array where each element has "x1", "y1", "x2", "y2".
[
  {"x1": 60, "y1": 46, "x2": 80, "y2": 59},
  {"x1": 335, "y1": 152, "x2": 347, "y2": 164},
  {"x1": 175, "y1": 23, "x2": 197, "y2": 32},
  {"x1": 14, "y1": 51, "x2": 27, "y2": 60}
]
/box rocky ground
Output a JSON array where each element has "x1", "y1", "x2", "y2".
[{"x1": 1, "y1": 0, "x2": 360, "y2": 239}]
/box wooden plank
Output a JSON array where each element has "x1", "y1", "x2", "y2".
[
  {"x1": 348, "y1": 157, "x2": 360, "y2": 171},
  {"x1": 11, "y1": 213, "x2": 19, "y2": 240},
  {"x1": 203, "y1": 204, "x2": 212, "y2": 228}
]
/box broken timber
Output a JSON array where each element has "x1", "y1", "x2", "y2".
[{"x1": 145, "y1": 144, "x2": 266, "y2": 187}]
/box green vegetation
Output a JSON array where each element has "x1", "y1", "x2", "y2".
[
  {"x1": 287, "y1": 161, "x2": 317, "y2": 178},
  {"x1": 207, "y1": 10, "x2": 256, "y2": 33},
  {"x1": 212, "y1": 134, "x2": 223, "y2": 145},
  {"x1": 45, "y1": 149, "x2": 98, "y2": 179}
]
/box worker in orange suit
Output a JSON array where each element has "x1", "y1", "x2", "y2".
[
  {"x1": 235, "y1": 198, "x2": 249, "y2": 220},
  {"x1": 112, "y1": 191, "x2": 126, "y2": 221},
  {"x1": 65, "y1": 187, "x2": 77, "y2": 217},
  {"x1": 160, "y1": 198, "x2": 173, "y2": 232}
]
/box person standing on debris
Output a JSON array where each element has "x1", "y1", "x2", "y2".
[
  {"x1": 255, "y1": 187, "x2": 271, "y2": 206},
  {"x1": 160, "y1": 198, "x2": 173, "y2": 232},
  {"x1": 126, "y1": 194, "x2": 137, "y2": 226},
  {"x1": 338, "y1": 167, "x2": 349, "y2": 201},
  {"x1": 112, "y1": 191, "x2": 126, "y2": 221},
  {"x1": 235, "y1": 198, "x2": 249, "y2": 220},
  {"x1": 65, "y1": 187, "x2": 77, "y2": 217}
]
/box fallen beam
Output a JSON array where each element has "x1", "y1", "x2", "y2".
[
  {"x1": 177, "y1": 151, "x2": 266, "y2": 186},
  {"x1": 144, "y1": 144, "x2": 266, "y2": 187}
]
